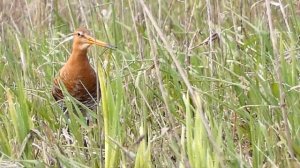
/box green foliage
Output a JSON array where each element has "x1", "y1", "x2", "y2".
[{"x1": 1, "y1": 0, "x2": 300, "y2": 167}]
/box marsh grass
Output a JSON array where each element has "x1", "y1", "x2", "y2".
[{"x1": 1, "y1": 0, "x2": 300, "y2": 167}]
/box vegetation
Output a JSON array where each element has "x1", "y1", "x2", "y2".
[{"x1": 1, "y1": 0, "x2": 300, "y2": 167}]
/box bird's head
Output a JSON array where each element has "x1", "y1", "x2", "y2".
[{"x1": 72, "y1": 27, "x2": 115, "y2": 51}]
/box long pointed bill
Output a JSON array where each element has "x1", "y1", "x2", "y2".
[{"x1": 85, "y1": 35, "x2": 116, "y2": 49}]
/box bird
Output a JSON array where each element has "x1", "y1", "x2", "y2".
[{"x1": 52, "y1": 27, "x2": 114, "y2": 118}]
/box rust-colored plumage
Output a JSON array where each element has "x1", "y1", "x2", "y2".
[{"x1": 52, "y1": 27, "x2": 114, "y2": 113}]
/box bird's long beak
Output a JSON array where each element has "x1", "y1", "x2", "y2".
[{"x1": 85, "y1": 35, "x2": 116, "y2": 49}]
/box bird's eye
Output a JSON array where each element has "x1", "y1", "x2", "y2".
[{"x1": 77, "y1": 32, "x2": 83, "y2": 37}]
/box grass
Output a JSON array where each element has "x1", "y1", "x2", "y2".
[{"x1": 1, "y1": 0, "x2": 300, "y2": 167}]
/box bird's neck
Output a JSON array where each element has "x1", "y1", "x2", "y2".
[{"x1": 68, "y1": 48, "x2": 89, "y2": 65}]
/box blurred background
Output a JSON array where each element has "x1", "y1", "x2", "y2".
[{"x1": 1, "y1": 0, "x2": 300, "y2": 167}]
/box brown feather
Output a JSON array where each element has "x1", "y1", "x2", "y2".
[{"x1": 52, "y1": 28, "x2": 103, "y2": 113}]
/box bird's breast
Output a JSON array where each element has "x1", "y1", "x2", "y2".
[
  {"x1": 52, "y1": 46, "x2": 104, "y2": 111},
  {"x1": 60, "y1": 66, "x2": 97, "y2": 92},
  {"x1": 58, "y1": 63, "x2": 100, "y2": 103}
]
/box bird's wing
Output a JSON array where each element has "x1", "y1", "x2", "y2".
[{"x1": 52, "y1": 77, "x2": 64, "y2": 101}]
